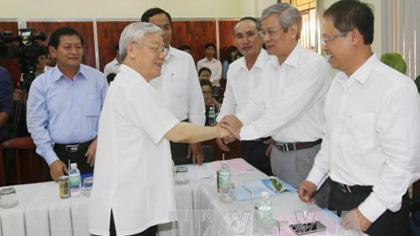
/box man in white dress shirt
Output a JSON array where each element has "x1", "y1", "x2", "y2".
[
  {"x1": 141, "y1": 8, "x2": 206, "y2": 165},
  {"x1": 220, "y1": 3, "x2": 331, "y2": 207},
  {"x1": 299, "y1": 1, "x2": 420, "y2": 235},
  {"x1": 216, "y1": 17, "x2": 273, "y2": 175},
  {"x1": 89, "y1": 22, "x2": 230, "y2": 236},
  {"x1": 197, "y1": 43, "x2": 223, "y2": 87},
  {"x1": 104, "y1": 44, "x2": 121, "y2": 77}
]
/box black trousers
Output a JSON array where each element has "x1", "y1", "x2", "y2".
[
  {"x1": 170, "y1": 141, "x2": 190, "y2": 165},
  {"x1": 241, "y1": 140, "x2": 272, "y2": 176},
  {"x1": 53, "y1": 140, "x2": 94, "y2": 174},
  {"x1": 92, "y1": 211, "x2": 157, "y2": 236},
  {"x1": 328, "y1": 179, "x2": 410, "y2": 236}
]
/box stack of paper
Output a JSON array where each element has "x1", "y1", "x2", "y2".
[{"x1": 212, "y1": 158, "x2": 254, "y2": 175}]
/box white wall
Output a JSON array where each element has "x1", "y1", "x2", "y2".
[
  {"x1": 1, "y1": 0, "x2": 276, "y2": 19},
  {"x1": 320, "y1": 0, "x2": 382, "y2": 55}
]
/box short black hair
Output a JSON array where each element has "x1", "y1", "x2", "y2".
[
  {"x1": 233, "y1": 16, "x2": 261, "y2": 35},
  {"x1": 204, "y1": 43, "x2": 216, "y2": 50},
  {"x1": 323, "y1": 0, "x2": 374, "y2": 45},
  {"x1": 114, "y1": 44, "x2": 119, "y2": 51},
  {"x1": 179, "y1": 44, "x2": 191, "y2": 51},
  {"x1": 200, "y1": 79, "x2": 212, "y2": 87},
  {"x1": 107, "y1": 73, "x2": 117, "y2": 84},
  {"x1": 141, "y1": 7, "x2": 172, "y2": 24},
  {"x1": 48, "y1": 27, "x2": 84, "y2": 49},
  {"x1": 198, "y1": 67, "x2": 212, "y2": 76},
  {"x1": 226, "y1": 46, "x2": 238, "y2": 63}
]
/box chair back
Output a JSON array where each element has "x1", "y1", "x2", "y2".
[{"x1": 0, "y1": 137, "x2": 47, "y2": 186}]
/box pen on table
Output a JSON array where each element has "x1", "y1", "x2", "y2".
[{"x1": 242, "y1": 185, "x2": 252, "y2": 195}]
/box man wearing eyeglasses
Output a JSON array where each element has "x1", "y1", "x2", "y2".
[
  {"x1": 141, "y1": 8, "x2": 206, "y2": 165},
  {"x1": 219, "y1": 3, "x2": 331, "y2": 207},
  {"x1": 299, "y1": 1, "x2": 420, "y2": 235},
  {"x1": 89, "y1": 22, "x2": 231, "y2": 236}
]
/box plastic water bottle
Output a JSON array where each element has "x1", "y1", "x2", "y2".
[
  {"x1": 256, "y1": 192, "x2": 277, "y2": 233},
  {"x1": 218, "y1": 161, "x2": 235, "y2": 203},
  {"x1": 69, "y1": 163, "x2": 81, "y2": 197},
  {"x1": 208, "y1": 105, "x2": 216, "y2": 126}
]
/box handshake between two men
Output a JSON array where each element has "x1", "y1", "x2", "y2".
[{"x1": 215, "y1": 115, "x2": 274, "y2": 156}]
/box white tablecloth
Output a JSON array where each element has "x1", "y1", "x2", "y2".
[{"x1": 0, "y1": 159, "x2": 364, "y2": 236}]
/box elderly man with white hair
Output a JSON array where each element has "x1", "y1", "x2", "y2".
[{"x1": 89, "y1": 22, "x2": 231, "y2": 236}]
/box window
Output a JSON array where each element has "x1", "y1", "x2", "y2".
[
  {"x1": 284, "y1": 0, "x2": 318, "y2": 51},
  {"x1": 382, "y1": 0, "x2": 420, "y2": 79}
]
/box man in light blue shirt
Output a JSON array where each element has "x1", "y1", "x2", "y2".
[{"x1": 27, "y1": 27, "x2": 107, "y2": 181}]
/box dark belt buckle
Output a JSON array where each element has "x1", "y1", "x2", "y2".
[
  {"x1": 339, "y1": 183, "x2": 352, "y2": 194},
  {"x1": 65, "y1": 144, "x2": 79, "y2": 153}
]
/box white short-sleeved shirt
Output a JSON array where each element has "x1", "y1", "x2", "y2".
[{"x1": 89, "y1": 64, "x2": 179, "y2": 236}]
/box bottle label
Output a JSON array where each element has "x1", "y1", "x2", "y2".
[
  {"x1": 258, "y1": 206, "x2": 273, "y2": 223},
  {"x1": 218, "y1": 171, "x2": 230, "y2": 185}
]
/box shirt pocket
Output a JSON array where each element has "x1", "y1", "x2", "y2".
[
  {"x1": 86, "y1": 93, "x2": 101, "y2": 117},
  {"x1": 344, "y1": 111, "x2": 377, "y2": 150}
]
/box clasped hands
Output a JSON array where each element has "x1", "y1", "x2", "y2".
[{"x1": 215, "y1": 115, "x2": 243, "y2": 151}]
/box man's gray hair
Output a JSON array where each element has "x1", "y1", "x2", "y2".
[
  {"x1": 119, "y1": 22, "x2": 161, "y2": 61},
  {"x1": 261, "y1": 3, "x2": 302, "y2": 40}
]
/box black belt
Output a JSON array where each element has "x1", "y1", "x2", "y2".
[
  {"x1": 330, "y1": 179, "x2": 373, "y2": 194},
  {"x1": 273, "y1": 139, "x2": 322, "y2": 152},
  {"x1": 54, "y1": 140, "x2": 93, "y2": 153}
]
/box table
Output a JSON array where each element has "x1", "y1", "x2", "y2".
[{"x1": 0, "y1": 159, "x2": 364, "y2": 236}]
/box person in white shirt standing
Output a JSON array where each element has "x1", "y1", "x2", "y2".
[
  {"x1": 220, "y1": 3, "x2": 331, "y2": 207},
  {"x1": 89, "y1": 22, "x2": 231, "y2": 236},
  {"x1": 104, "y1": 44, "x2": 121, "y2": 77},
  {"x1": 141, "y1": 8, "x2": 206, "y2": 165},
  {"x1": 299, "y1": 1, "x2": 420, "y2": 235},
  {"x1": 216, "y1": 17, "x2": 273, "y2": 175},
  {"x1": 197, "y1": 43, "x2": 223, "y2": 87}
]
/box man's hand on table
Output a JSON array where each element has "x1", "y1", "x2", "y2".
[{"x1": 50, "y1": 160, "x2": 68, "y2": 181}]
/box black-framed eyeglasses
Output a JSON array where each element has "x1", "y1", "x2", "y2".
[{"x1": 322, "y1": 30, "x2": 351, "y2": 44}]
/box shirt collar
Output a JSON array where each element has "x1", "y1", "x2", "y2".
[
  {"x1": 204, "y1": 57, "x2": 216, "y2": 63},
  {"x1": 349, "y1": 53, "x2": 378, "y2": 84},
  {"x1": 52, "y1": 64, "x2": 86, "y2": 82},
  {"x1": 239, "y1": 49, "x2": 268, "y2": 71},
  {"x1": 165, "y1": 46, "x2": 174, "y2": 61},
  {"x1": 336, "y1": 53, "x2": 378, "y2": 86},
  {"x1": 119, "y1": 64, "x2": 147, "y2": 83},
  {"x1": 270, "y1": 44, "x2": 302, "y2": 69}
]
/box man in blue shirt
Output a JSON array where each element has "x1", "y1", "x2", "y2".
[
  {"x1": 27, "y1": 27, "x2": 108, "y2": 181},
  {"x1": 0, "y1": 66, "x2": 13, "y2": 143}
]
